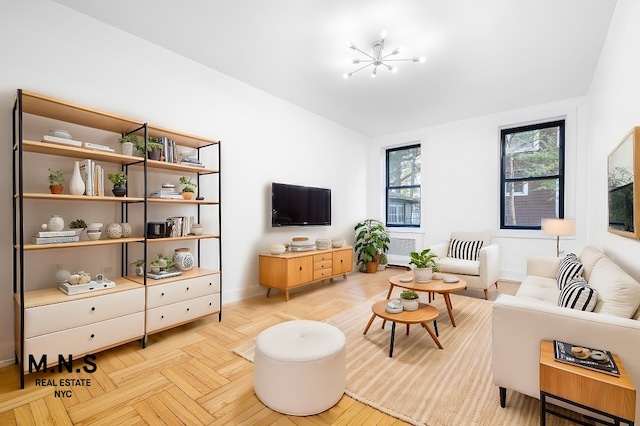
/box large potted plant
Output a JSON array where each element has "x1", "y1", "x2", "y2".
[
  {"x1": 354, "y1": 219, "x2": 390, "y2": 273},
  {"x1": 409, "y1": 248, "x2": 439, "y2": 282}
]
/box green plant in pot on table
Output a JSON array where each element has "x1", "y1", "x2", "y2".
[
  {"x1": 409, "y1": 248, "x2": 439, "y2": 283},
  {"x1": 400, "y1": 289, "x2": 419, "y2": 311},
  {"x1": 107, "y1": 172, "x2": 128, "y2": 197},
  {"x1": 354, "y1": 219, "x2": 390, "y2": 273}
]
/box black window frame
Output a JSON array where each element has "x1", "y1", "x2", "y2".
[
  {"x1": 500, "y1": 120, "x2": 566, "y2": 230},
  {"x1": 385, "y1": 143, "x2": 421, "y2": 228}
]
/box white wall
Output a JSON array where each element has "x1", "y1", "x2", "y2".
[
  {"x1": 0, "y1": 0, "x2": 368, "y2": 363},
  {"x1": 587, "y1": 0, "x2": 640, "y2": 279},
  {"x1": 369, "y1": 97, "x2": 589, "y2": 281}
]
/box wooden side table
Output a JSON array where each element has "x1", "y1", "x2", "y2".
[{"x1": 539, "y1": 340, "x2": 636, "y2": 426}]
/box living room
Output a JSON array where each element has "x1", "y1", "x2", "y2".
[{"x1": 1, "y1": 0, "x2": 640, "y2": 424}]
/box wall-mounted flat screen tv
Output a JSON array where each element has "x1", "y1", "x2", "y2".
[{"x1": 271, "y1": 182, "x2": 331, "y2": 227}]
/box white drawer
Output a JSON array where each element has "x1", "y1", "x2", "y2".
[
  {"x1": 147, "y1": 274, "x2": 220, "y2": 308},
  {"x1": 146, "y1": 294, "x2": 220, "y2": 333},
  {"x1": 24, "y1": 288, "x2": 145, "y2": 338},
  {"x1": 23, "y1": 311, "x2": 144, "y2": 369}
]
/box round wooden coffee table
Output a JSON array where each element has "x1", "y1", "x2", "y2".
[
  {"x1": 387, "y1": 274, "x2": 467, "y2": 327},
  {"x1": 363, "y1": 300, "x2": 443, "y2": 357}
]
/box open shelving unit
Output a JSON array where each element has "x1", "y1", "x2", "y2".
[{"x1": 12, "y1": 89, "x2": 222, "y2": 388}]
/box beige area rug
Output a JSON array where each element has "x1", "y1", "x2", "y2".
[{"x1": 233, "y1": 293, "x2": 579, "y2": 426}]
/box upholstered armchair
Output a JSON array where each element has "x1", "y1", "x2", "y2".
[{"x1": 428, "y1": 231, "x2": 500, "y2": 299}]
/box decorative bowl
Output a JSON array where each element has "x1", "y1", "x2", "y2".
[
  {"x1": 192, "y1": 224, "x2": 204, "y2": 236},
  {"x1": 316, "y1": 238, "x2": 331, "y2": 250},
  {"x1": 268, "y1": 244, "x2": 286, "y2": 255},
  {"x1": 48, "y1": 129, "x2": 72, "y2": 139},
  {"x1": 87, "y1": 231, "x2": 101, "y2": 241},
  {"x1": 331, "y1": 238, "x2": 345, "y2": 248},
  {"x1": 87, "y1": 222, "x2": 103, "y2": 231}
]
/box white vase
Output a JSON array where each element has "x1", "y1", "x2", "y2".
[
  {"x1": 173, "y1": 248, "x2": 195, "y2": 270},
  {"x1": 414, "y1": 267, "x2": 433, "y2": 283},
  {"x1": 45, "y1": 215, "x2": 64, "y2": 231},
  {"x1": 69, "y1": 160, "x2": 85, "y2": 196}
]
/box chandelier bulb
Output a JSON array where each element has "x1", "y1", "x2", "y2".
[
  {"x1": 371, "y1": 68, "x2": 377, "y2": 78},
  {"x1": 348, "y1": 41, "x2": 356, "y2": 50},
  {"x1": 380, "y1": 29, "x2": 388, "y2": 40},
  {"x1": 343, "y1": 72, "x2": 352, "y2": 79},
  {"x1": 391, "y1": 66, "x2": 398, "y2": 73},
  {"x1": 353, "y1": 59, "x2": 360, "y2": 64},
  {"x1": 418, "y1": 56, "x2": 426, "y2": 63},
  {"x1": 391, "y1": 48, "x2": 400, "y2": 55}
]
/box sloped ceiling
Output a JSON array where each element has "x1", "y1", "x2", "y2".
[{"x1": 53, "y1": 0, "x2": 616, "y2": 137}]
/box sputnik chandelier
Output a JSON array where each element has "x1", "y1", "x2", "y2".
[{"x1": 343, "y1": 30, "x2": 425, "y2": 79}]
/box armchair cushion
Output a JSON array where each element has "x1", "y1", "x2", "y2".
[
  {"x1": 449, "y1": 239, "x2": 483, "y2": 261},
  {"x1": 436, "y1": 257, "x2": 480, "y2": 276}
]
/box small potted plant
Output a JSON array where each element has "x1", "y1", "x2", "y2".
[
  {"x1": 107, "y1": 171, "x2": 128, "y2": 197},
  {"x1": 131, "y1": 259, "x2": 145, "y2": 276},
  {"x1": 354, "y1": 219, "x2": 390, "y2": 273},
  {"x1": 378, "y1": 252, "x2": 388, "y2": 271},
  {"x1": 135, "y1": 136, "x2": 163, "y2": 160},
  {"x1": 69, "y1": 218, "x2": 87, "y2": 238},
  {"x1": 47, "y1": 168, "x2": 64, "y2": 194},
  {"x1": 409, "y1": 248, "x2": 439, "y2": 283},
  {"x1": 400, "y1": 289, "x2": 420, "y2": 311},
  {"x1": 179, "y1": 176, "x2": 197, "y2": 200},
  {"x1": 118, "y1": 134, "x2": 140, "y2": 156}
]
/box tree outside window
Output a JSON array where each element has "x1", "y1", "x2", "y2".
[
  {"x1": 386, "y1": 144, "x2": 421, "y2": 227},
  {"x1": 500, "y1": 120, "x2": 565, "y2": 229}
]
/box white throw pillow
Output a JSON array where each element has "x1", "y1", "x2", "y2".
[
  {"x1": 558, "y1": 277, "x2": 597, "y2": 312},
  {"x1": 588, "y1": 258, "x2": 640, "y2": 318}
]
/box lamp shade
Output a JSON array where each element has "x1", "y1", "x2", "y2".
[{"x1": 541, "y1": 218, "x2": 575, "y2": 236}]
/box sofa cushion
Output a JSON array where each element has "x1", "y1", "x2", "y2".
[
  {"x1": 589, "y1": 258, "x2": 640, "y2": 318},
  {"x1": 449, "y1": 239, "x2": 483, "y2": 261},
  {"x1": 436, "y1": 257, "x2": 480, "y2": 276},
  {"x1": 579, "y1": 246, "x2": 606, "y2": 282},
  {"x1": 558, "y1": 278, "x2": 597, "y2": 312},
  {"x1": 556, "y1": 253, "x2": 583, "y2": 290},
  {"x1": 515, "y1": 275, "x2": 560, "y2": 305}
]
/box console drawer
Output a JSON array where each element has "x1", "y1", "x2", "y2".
[
  {"x1": 147, "y1": 274, "x2": 220, "y2": 308},
  {"x1": 24, "y1": 287, "x2": 144, "y2": 338},
  {"x1": 23, "y1": 311, "x2": 144, "y2": 369},
  {"x1": 146, "y1": 294, "x2": 220, "y2": 333},
  {"x1": 313, "y1": 252, "x2": 333, "y2": 262}
]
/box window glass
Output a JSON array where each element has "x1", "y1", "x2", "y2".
[{"x1": 386, "y1": 145, "x2": 421, "y2": 227}]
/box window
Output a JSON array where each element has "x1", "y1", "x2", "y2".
[
  {"x1": 386, "y1": 144, "x2": 421, "y2": 227},
  {"x1": 500, "y1": 120, "x2": 565, "y2": 229}
]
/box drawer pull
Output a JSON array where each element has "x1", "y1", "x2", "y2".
[
  {"x1": 209, "y1": 302, "x2": 212, "y2": 306},
  {"x1": 90, "y1": 334, "x2": 95, "y2": 338},
  {"x1": 299, "y1": 267, "x2": 302, "y2": 271},
  {"x1": 186, "y1": 287, "x2": 190, "y2": 291},
  {"x1": 91, "y1": 307, "x2": 95, "y2": 311},
  {"x1": 161, "y1": 315, "x2": 164, "y2": 319},
  {"x1": 161, "y1": 292, "x2": 165, "y2": 296},
  {"x1": 186, "y1": 308, "x2": 190, "y2": 312}
]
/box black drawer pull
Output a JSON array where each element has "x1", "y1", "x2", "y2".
[
  {"x1": 90, "y1": 334, "x2": 95, "y2": 338},
  {"x1": 161, "y1": 292, "x2": 165, "y2": 296},
  {"x1": 91, "y1": 307, "x2": 95, "y2": 311},
  {"x1": 186, "y1": 308, "x2": 190, "y2": 312},
  {"x1": 161, "y1": 315, "x2": 164, "y2": 319},
  {"x1": 186, "y1": 287, "x2": 189, "y2": 291}
]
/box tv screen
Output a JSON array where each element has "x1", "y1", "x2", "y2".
[{"x1": 271, "y1": 182, "x2": 331, "y2": 227}]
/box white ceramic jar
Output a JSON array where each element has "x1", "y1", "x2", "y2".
[
  {"x1": 44, "y1": 215, "x2": 64, "y2": 232},
  {"x1": 105, "y1": 223, "x2": 123, "y2": 239},
  {"x1": 173, "y1": 248, "x2": 194, "y2": 270}
]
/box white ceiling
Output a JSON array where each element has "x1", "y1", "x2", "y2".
[{"x1": 53, "y1": 0, "x2": 616, "y2": 137}]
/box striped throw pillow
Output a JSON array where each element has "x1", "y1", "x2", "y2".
[
  {"x1": 558, "y1": 277, "x2": 597, "y2": 312},
  {"x1": 556, "y1": 253, "x2": 584, "y2": 290},
  {"x1": 449, "y1": 239, "x2": 483, "y2": 261}
]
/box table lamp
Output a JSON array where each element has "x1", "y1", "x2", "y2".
[{"x1": 541, "y1": 218, "x2": 576, "y2": 257}]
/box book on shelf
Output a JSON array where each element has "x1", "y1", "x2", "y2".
[
  {"x1": 31, "y1": 235, "x2": 80, "y2": 245},
  {"x1": 35, "y1": 230, "x2": 76, "y2": 238},
  {"x1": 83, "y1": 142, "x2": 115, "y2": 152},
  {"x1": 147, "y1": 267, "x2": 182, "y2": 280},
  {"x1": 41, "y1": 135, "x2": 83, "y2": 147},
  {"x1": 79, "y1": 159, "x2": 93, "y2": 196},
  {"x1": 553, "y1": 340, "x2": 620, "y2": 377}
]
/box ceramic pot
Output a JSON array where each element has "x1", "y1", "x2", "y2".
[
  {"x1": 401, "y1": 298, "x2": 419, "y2": 311},
  {"x1": 112, "y1": 184, "x2": 127, "y2": 197},
  {"x1": 49, "y1": 184, "x2": 63, "y2": 194},
  {"x1": 268, "y1": 244, "x2": 286, "y2": 255},
  {"x1": 182, "y1": 191, "x2": 194, "y2": 200},
  {"x1": 69, "y1": 160, "x2": 85, "y2": 196},
  {"x1": 120, "y1": 222, "x2": 132, "y2": 238},
  {"x1": 173, "y1": 248, "x2": 194, "y2": 270},
  {"x1": 44, "y1": 215, "x2": 64, "y2": 232},
  {"x1": 415, "y1": 267, "x2": 433, "y2": 283},
  {"x1": 148, "y1": 148, "x2": 162, "y2": 161},
  {"x1": 121, "y1": 142, "x2": 134, "y2": 156},
  {"x1": 105, "y1": 223, "x2": 123, "y2": 239},
  {"x1": 365, "y1": 262, "x2": 378, "y2": 273},
  {"x1": 54, "y1": 268, "x2": 70, "y2": 283},
  {"x1": 135, "y1": 265, "x2": 144, "y2": 276}
]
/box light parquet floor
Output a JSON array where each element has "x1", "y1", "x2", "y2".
[{"x1": 0, "y1": 268, "x2": 516, "y2": 425}]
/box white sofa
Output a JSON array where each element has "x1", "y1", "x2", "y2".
[
  {"x1": 492, "y1": 246, "x2": 640, "y2": 422},
  {"x1": 429, "y1": 231, "x2": 500, "y2": 299}
]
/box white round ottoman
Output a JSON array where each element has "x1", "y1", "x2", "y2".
[{"x1": 253, "y1": 319, "x2": 346, "y2": 416}]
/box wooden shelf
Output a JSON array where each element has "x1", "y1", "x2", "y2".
[
  {"x1": 21, "y1": 90, "x2": 142, "y2": 134},
  {"x1": 147, "y1": 198, "x2": 219, "y2": 205},
  {"x1": 20, "y1": 237, "x2": 144, "y2": 251},
  {"x1": 18, "y1": 192, "x2": 145, "y2": 203},
  {"x1": 127, "y1": 267, "x2": 219, "y2": 286},
  {"x1": 17, "y1": 278, "x2": 143, "y2": 309},
  {"x1": 133, "y1": 159, "x2": 218, "y2": 174},
  {"x1": 146, "y1": 124, "x2": 218, "y2": 149},
  {"x1": 19, "y1": 140, "x2": 144, "y2": 165}
]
